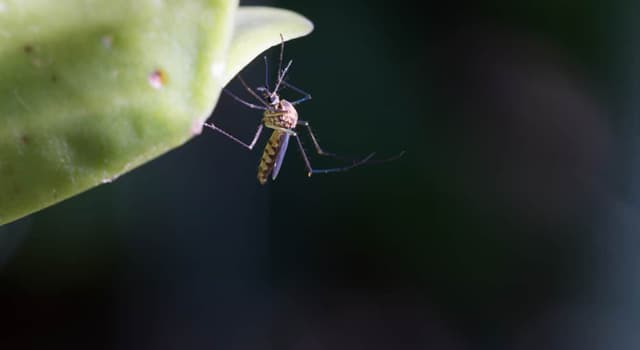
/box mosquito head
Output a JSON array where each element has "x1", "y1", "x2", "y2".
[{"x1": 256, "y1": 86, "x2": 280, "y2": 106}]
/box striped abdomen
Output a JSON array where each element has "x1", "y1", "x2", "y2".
[{"x1": 257, "y1": 130, "x2": 286, "y2": 184}]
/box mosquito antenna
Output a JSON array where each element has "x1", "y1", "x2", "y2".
[{"x1": 237, "y1": 74, "x2": 270, "y2": 108}]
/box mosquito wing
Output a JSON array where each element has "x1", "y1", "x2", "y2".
[{"x1": 272, "y1": 133, "x2": 290, "y2": 180}]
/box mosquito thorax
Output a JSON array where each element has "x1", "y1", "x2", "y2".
[
  {"x1": 278, "y1": 100, "x2": 298, "y2": 119},
  {"x1": 262, "y1": 99, "x2": 298, "y2": 129}
]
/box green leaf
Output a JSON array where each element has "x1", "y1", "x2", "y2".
[
  {"x1": 0, "y1": 2, "x2": 313, "y2": 225},
  {"x1": 222, "y1": 6, "x2": 314, "y2": 87}
]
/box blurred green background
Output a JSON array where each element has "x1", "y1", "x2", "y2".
[{"x1": 2, "y1": 0, "x2": 639, "y2": 349}]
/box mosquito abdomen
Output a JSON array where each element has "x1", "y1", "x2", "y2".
[{"x1": 257, "y1": 130, "x2": 285, "y2": 184}]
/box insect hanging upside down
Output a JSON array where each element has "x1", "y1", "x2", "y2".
[{"x1": 204, "y1": 35, "x2": 395, "y2": 185}]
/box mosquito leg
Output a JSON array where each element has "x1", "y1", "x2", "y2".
[
  {"x1": 223, "y1": 89, "x2": 267, "y2": 111},
  {"x1": 283, "y1": 81, "x2": 312, "y2": 105},
  {"x1": 296, "y1": 120, "x2": 397, "y2": 164},
  {"x1": 263, "y1": 56, "x2": 270, "y2": 91},
  {"x1": 278, "y1": 34, "x2": 285, "y2": 82},
  {"x1": 293, "y1": 134, "x2": 313, "y2": 176},
  {"x1": 273, "y1": 35, "x2": 293, "y2": 93},
  {"x1": 296, "y1": 120, "x2": 335, "y2": 156},
  {"x1": 203, "y1": 122, "x2": 264, "y2": 150},
  {"x1": 297, "y1": 120, "x2": 406, "y2": 166},
  {"x1": 237, "y1": 75, "x2": 271, "y2": 108},
  {"x1": 372, "y1": 151, "x2": 407, "y2": 163},
  {"x1": 293, "y1": 134, "x2": 376, "y2": 176},
  {"x1": 274, "y1": 60, "x2": 293, "y2": 93},
  {"x1": 280, "y1": 60, "x2": 293, "y2": 79}
]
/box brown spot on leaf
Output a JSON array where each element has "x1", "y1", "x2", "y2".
[{"x1": 148, "y1": 68, "x2": 168, "y2": 89}]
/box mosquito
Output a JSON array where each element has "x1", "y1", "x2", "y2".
[{"x1": 204, "y1": 35, "x2": 388, "y2": 185}]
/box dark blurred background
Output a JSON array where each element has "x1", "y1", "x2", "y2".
[{"x1": 2, "y1": 0, "x2": 639, "y2": 349}]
